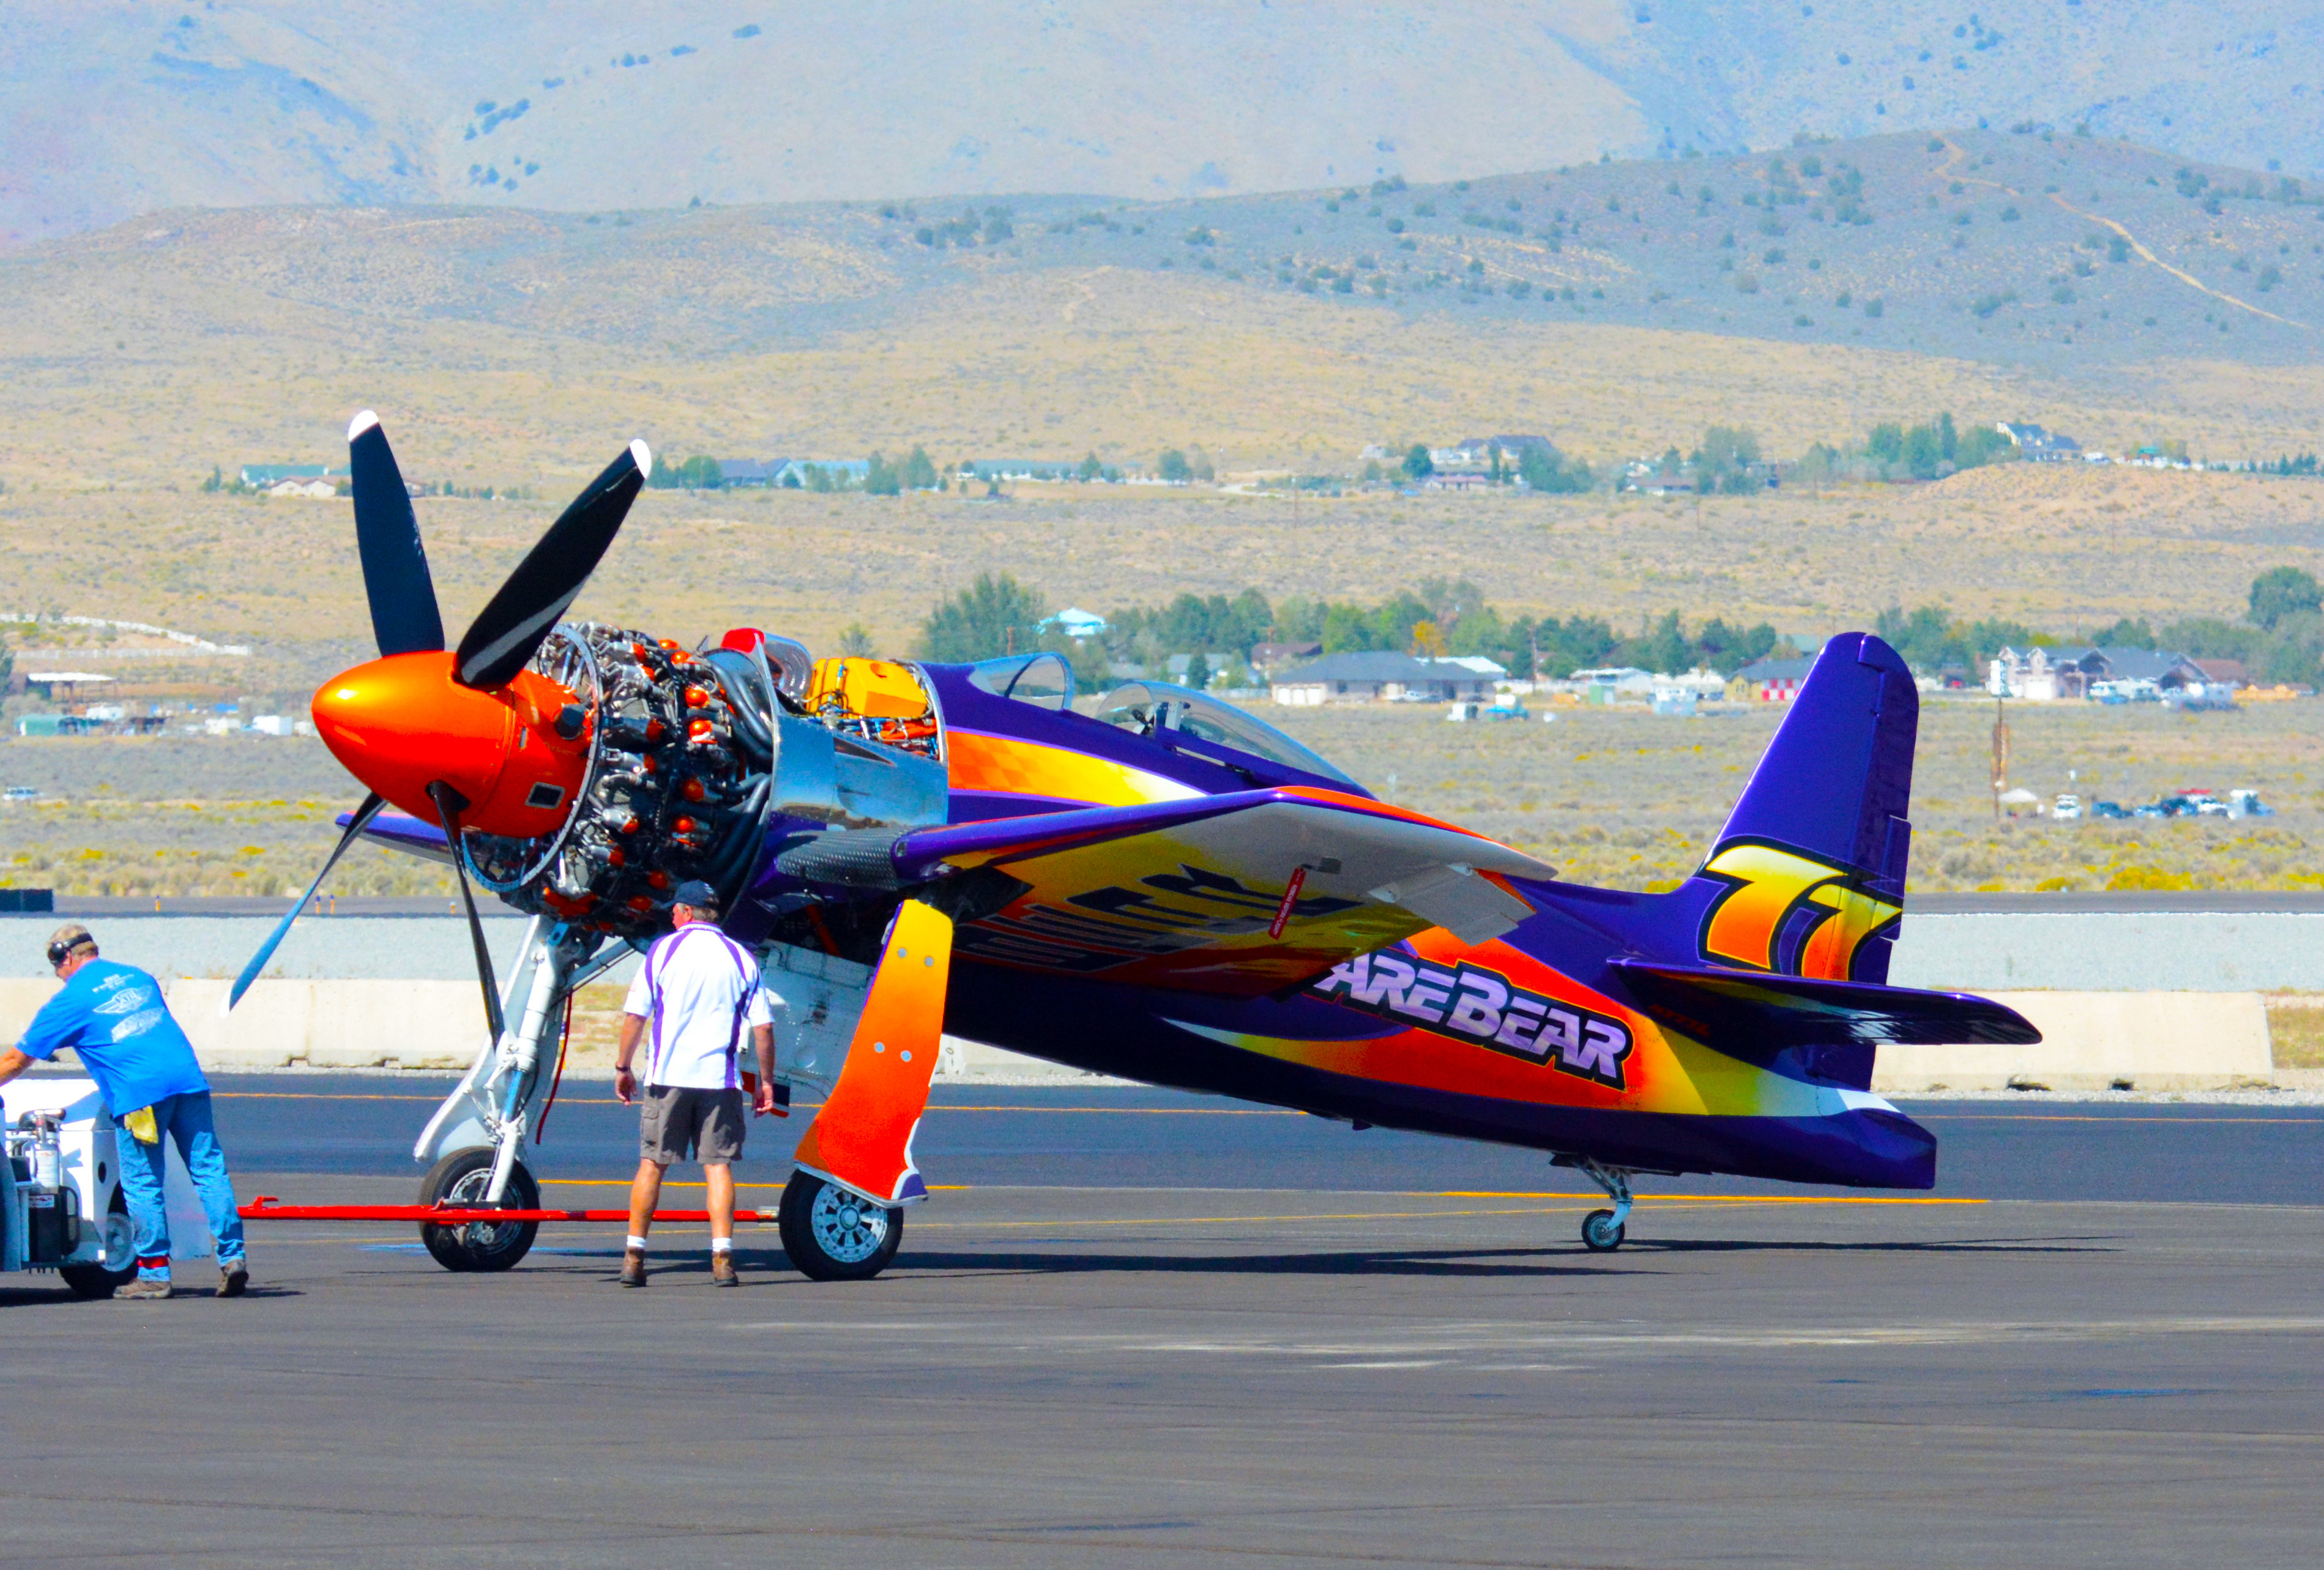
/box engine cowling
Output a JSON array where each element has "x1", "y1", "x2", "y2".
[{"x1": 460, "y1": 623, "x2": 947, "y2": 937}]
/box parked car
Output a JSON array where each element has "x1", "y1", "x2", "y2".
[
  {"x1": 2089, "y1": 800, "x2": 2130, "y2": 819},
  {"x1": 2196, "y1": 798, "x2": 2232, "y2": 817},
  {"x1": 2230, "y1": 789, "x2": 2276, "y2": 817},
  {"x1": 2154, "y1": 796, "x2": 2202, "y2": 817},
  {"x1": 1, "y1": 785, "x2": 35, "y2": 802},
  {"x1": 2052, "y1": 794, "x2": 2083, "y2": 820},
  {"x1": 2132, "y1": 803, "x2": 2168, "y2": 819}
]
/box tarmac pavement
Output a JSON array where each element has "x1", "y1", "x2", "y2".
[{"x1": 6, "y1": 1155, "x2": 2324, "y2": 1566}]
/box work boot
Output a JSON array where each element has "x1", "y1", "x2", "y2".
[
  {"x1": 117, "y1": 1276, "x2": 174, "y2": 1301},
  {"x1": 619, "y1": 1248, "x2": 647, "y2": 1287},
  {"x1": 219, "y1": 1258, "x2": 249, "y2": 1298},
  {"x1": 711, "y1": 1252, "x2": 738, "y2": 1288}
]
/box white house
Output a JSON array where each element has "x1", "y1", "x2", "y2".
[{"x1": 1043, "y1": 607, "x2": 1108, "y2": 638}]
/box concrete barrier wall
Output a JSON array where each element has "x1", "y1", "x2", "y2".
[
  {"x1": 4, "y1": 911, "x2": 2313, "y2": 1090},
  {"x1": 1870, "y1": 992, "x2": 2275, "y2": 1093},
  {"x1": 11, "y1": 909, "x2": 2320, "y2": 992},
  {"x1": 1889, "y1": 912, "x2": 2324, "y2": 992},
  {"x1": 1, "y1": 973, "x2": 2282, "y2": 1092},
  {"x1": 0, "y1": 913, "x2": 549, "y2": 983},
  {"x1": 0, "y1": 977, "x2": 1103, "y2": 1082}
]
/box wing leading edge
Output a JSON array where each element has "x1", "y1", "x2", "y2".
[{"x1": 885, "y1": 787, "x2": 1558, "y2": 995}]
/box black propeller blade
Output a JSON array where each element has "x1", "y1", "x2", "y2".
[
  {"x1": 429, "y1": 782, "x2": 507, "y2": 1043},
  {"x1": 348, "y1": 412, "x2": 447, "y2": 657},
  {"x1": 454, "y1": 440, "x2": 651, "y2": 689},
  {"x1": 222, "y1": 793, "x2": 385, "y2": 1014}
]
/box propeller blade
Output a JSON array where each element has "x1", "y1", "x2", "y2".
[
  {"x1": 348, "y1": 412, "x2": 447, "y2": 657},
  {"x1": 222, "y1": 792, "x2": 386, "y2": 1014},
  {"x1": 453, "y1": 439, "x2": 650, "y2": 689},
  {"x1": 428, "y1": 781, "x2": 507, "y2": 1043}
]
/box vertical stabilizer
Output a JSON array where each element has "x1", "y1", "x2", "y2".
[{"x1": 1683, "y1": 634, "x2": 1916, "y2": 983}]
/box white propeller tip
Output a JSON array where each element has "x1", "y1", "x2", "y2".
[
  {"x1": 630, "y1": 439, "x2": 652, "y2": 480},
  {"x1": 349, "y1": 409, "x2": 380, "y2": 442}
]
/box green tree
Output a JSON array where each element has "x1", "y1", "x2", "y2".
[
  {"x1": 1077, "y1": 450, "x2": 1103, "y2": 482},
  {"x1": 1402, "y1": 443, "x2": 1433, "y2": 481},
  {"x1": 2091, "y1": 617, "x2": 2156, "y2": 649},
  {"x1": 902, "y1": 446, "x2": 939, "y2": 491},
  {"x1": 1158, "y1": 448, "x2": 1192, "y2": 482},
  {"x1": 865, "y1": 452, "x2": 901, "y2": 496},
  {"x1": 1901, "y1": 423, "x2": 1944, "y2": 479},
  {"x1": 1185, "y1": 652, "x2": 1212, "y2": 690},
  {"x1": 2158, "y1": 617, "x2": 2255, "y2": 662},
  {"x1": 1322, "y1": 603, "x2": 1385, "y2": 652},
  {"x1": 837, "y1": 622, "x2": 876, "y2": 656},
  {"x1": 1954, "y1": 425, "x2": 2016, "y2": 468},
  {"x1": 917, "y1": 574, "x2": 1050, "y2": 661},
  {"x1": 201, "y1": 464, "x2": 222, "y2": 493},
  {"x1": 2255, "y1": 611, "x2": 2324, "y2": 685},
  {"x1": 1693, "y1": 426, "x2": 1762, "y2": 493},
  {"x1": 2249, "y1": 566, "x2": 2322, "y2": 630},
  {"x1": 0, "y1": 627, "x2": 13, "y2": 694}
]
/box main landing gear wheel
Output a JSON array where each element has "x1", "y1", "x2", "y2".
[
  {"x1": 1581, "y1": 1209, "x2": 1626, "y2": 1252},
  {"x1": 418, "y1": 1148, "x2": 540, "y2": 1273},
  {"x1": 778, "y1": 1170, "x2": 902, "y2": 1282},
  {"x1": 60, "y1": 1188, "x2": 138, "y2": 1298}
]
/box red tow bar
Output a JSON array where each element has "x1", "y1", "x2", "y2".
[{"x1": 239, "y1": 1196, "x2": 772, "y2": 1224}]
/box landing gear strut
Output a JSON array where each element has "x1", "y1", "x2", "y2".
[{"x1": 1577, "y1": 1157, "x2": 1634, "y2": 1252}]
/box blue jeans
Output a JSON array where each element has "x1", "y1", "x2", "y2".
[{"x1": 115, "y1": 1091, "x2": 244, "y2": 1279}]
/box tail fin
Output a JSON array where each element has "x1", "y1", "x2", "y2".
[{"x1": 1683, "y1": 633, "x2": 1916, "y2": 984}]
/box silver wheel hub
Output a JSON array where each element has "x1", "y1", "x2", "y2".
[
  {"x1": 99, "y1": 1211, "x2": 135, "y2": 1271},
  {"x1": 446, "y1": 1169, "x2": 520, "y2": 1248},
  {"x1": 809, "y1": 1184, "x2": 888, "y2": 1263}
]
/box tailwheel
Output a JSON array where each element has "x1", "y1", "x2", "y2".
[
  {"x1": 1573, "y1": 1156, "x2": 1634, "y2": 1253},
  {"x1": 418, "y1": 1147, "x2": 540, "y2": 1273},
  {"x1": 778, "y1": 1170, "x2": 902, "y2": 1282},
  {"x1": 1581, "y1": 1208, "x2": 1626, "y2": 1252}
]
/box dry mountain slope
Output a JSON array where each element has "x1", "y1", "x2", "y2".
[
  {"x1": 6, "y1": 2, "x2": 2324, "y2": 245},
  {"x1": 7, "y1": 129, "x2": 2324, "y2": 494}
]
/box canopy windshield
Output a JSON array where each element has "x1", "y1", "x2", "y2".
[{"x1": 1090, "y1": 681, "x2": 1365, "y2": 791}]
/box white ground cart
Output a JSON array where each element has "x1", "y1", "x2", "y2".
[{"x1": 2, "y1": 1077, "x2": 212, "y2": 1298}]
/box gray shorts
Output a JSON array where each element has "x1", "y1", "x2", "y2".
[{"x1": 639, "y1": 1085, "x2": 747, "y2": 1166}]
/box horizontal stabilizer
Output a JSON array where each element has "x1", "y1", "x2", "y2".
[{"x1": 1610, "y1": 959, "x2": 2040, "y2": 1047}]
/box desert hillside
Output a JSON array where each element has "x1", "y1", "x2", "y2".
[{"x1": 6, "y1": 2, "x2": 2323, "y2": 246}]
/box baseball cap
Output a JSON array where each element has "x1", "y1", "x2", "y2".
[
  {"x1": 46, "y1": 923, "x2": 96, "y2": 968},
  {"x1": 671, "y1": 879, "x2": 720, "y2": 912}
]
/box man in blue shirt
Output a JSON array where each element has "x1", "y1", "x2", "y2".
[{"x1": 0, "y1": 924, "x2": 248, "y2": 1300}]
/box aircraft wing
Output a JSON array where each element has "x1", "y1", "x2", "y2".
[
  {"x1": 813, "y1": 787, "x2": 1557, "y2": 996},
  {"x1": 1609, "y1": 959, "x2": 2041, "y2": 1046},
  {"x1": 339, "y1": 808, "x2": 455, "y2": 864}
]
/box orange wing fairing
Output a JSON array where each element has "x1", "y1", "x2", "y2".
[{"x1": 791, "y1": 899, "x2": 955, "y2": 1205}]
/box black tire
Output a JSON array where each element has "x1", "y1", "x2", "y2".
[
  {"x1": 777, "y1": 1170, "x2": 902, "y2": 1282},
  {"x1": 1581, "y1": 1208, "x2": 1625, "y2": 1252},
  {"x1": 60, "y1": 1188, "x2": 138, "y2": 1300},
  {"x1": 418, "y1": 1148, "x2": 540, "y2": 1273}
]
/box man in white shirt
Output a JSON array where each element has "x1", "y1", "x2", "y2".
[{"x1": 614, "y1": 880, "x2": 779, "y2": 1287}]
